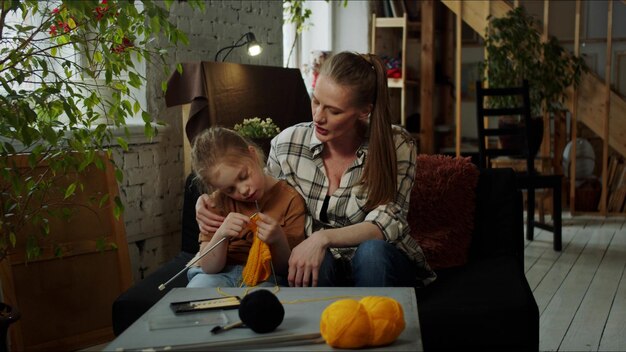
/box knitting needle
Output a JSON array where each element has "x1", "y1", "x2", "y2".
[
  {"x1": 158, "y1": 208, "x2": 260, "y2": 291},
  {"x1": 158, "y1": 236, "x2": 227, "y2": 291}
]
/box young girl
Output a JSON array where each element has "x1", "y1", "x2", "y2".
[{"x1": 186, "y1": 127, "x2": 306, "y2": 288}]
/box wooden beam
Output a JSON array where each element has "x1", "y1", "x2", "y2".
[
  {"x1": 541, "y1": 0, "x2": 551, "y2": 160},
  {"x1": 482, "y1": 1, "x2": 490, "y2": 151},
  {"x1": 455, "y1": 0, "x2": 462, "y2": 156},
  {"x1": 420, "y1": 0, "x2": 435, "y2": 154},
  {"x1": 570, "y1": 0, "x2": 581, "y2": 214},
  {"x1": 441, "y1": 6, "x2": 455, "y2": 151},
  {"x1": 401, "y1": 13, "x2": 408, "y2": 127},
  {"x1": 600, "y1": 0, "x2": 613, "y2": 214}
]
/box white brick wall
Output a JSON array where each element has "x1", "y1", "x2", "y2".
[{"x1": 120, "y1": 1, "x2": 283, "y2": 283}]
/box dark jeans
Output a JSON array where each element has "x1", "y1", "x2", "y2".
[{"x1": 317, "y1": 239, "x2": 417, "y2": 287}]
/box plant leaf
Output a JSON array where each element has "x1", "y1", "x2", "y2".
[{"x1": 64, "y1": 183, "x2": 77, "y2": 199}]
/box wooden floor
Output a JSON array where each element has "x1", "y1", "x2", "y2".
[{"x1": 525, "y1": 213, "x2": 626, "y2": 352}]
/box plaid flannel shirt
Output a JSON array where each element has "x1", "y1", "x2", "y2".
[{"x1": 267, "y1": 122, "x2": 435, "y2": 285}]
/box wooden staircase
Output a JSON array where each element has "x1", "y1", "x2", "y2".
[{"x1": 442, "y1": 0, "x2": 626, "y2": 159}]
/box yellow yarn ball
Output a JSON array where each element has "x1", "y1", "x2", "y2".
[
  {"x1": 320, "y1": 299, "x2": 371, "y2": 349},
  {"x1": 360, "y1": 296, "x2": 406, "y2": 346}
]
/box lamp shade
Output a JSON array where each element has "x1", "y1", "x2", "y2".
[
  {"x1": 247, "y1": 42, "x2": 262, "y2": 56},
  {"x1": 215, "y1": 32, "x2": 263, "y2": 62},
  {"x1": 245, "y1": 32, "x2": 262, "y2": 56}
]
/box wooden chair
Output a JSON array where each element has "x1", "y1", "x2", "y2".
[{"x1": 475, "y1": 80, "x2": 562, "y2": 251}]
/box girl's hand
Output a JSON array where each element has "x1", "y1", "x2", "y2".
[
  {"x1": 288, "y1": 231, "x2": 329, "y2": 287},
  {"x1": 215, "y1": 213, "x2": 250, "y2": 240},
  {"x1": 196, "y1": 194, "x2": 225, "y2": 234},
  {"x1": 254, "y1": 212, "x2": 286, "y2": 245}
]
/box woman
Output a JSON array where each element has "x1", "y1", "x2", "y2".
[{"x1": 196, "y1": 51, "x2": 435, "y2": 288}]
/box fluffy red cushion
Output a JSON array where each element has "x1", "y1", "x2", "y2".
[{"x1": 408, "y1": 155, "x2": 479, "y2": 270}]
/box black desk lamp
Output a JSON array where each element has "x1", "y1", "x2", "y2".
[{"x1": 214, "y1": 32, "x2": 263, "y2": 62}]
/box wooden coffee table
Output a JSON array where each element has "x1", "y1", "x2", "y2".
[{"x1": 105, "y1": 287, "x2": 423, "y2": 351}]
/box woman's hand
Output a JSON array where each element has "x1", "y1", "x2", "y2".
[
  {"x1": 215, "y1": 212, "x2": 250, "y2": 240},
  {"x1": 254, "y1": 213, "x2": 286, "y2": 245},
  {"x1": 196, "y1": 194, "x2": 225, "y2": 234},
  {"x1": 288, "y1": 231, "x2": 329, "y2": 287}
]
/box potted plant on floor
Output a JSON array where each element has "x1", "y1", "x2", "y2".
[
  {"x1": 480, "y1": 6, "x2": 587, "y2": 156},
  {"x1": 0, "y1": 1, "x2": 203, "y2": 350}
]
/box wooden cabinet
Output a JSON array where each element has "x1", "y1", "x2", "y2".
[{"x1": 0, "y1": 154, "x2": 132, "y2": 351}]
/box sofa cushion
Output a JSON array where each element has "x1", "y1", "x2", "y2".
[{"x1": 408, "y1": 155, "x2": 479, "y2": 269}]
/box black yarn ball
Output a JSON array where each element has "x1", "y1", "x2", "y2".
[{"x1": 238, "y1": 289, "x2": 284, "y2": 333}]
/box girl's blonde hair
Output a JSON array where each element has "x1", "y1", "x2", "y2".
[
  {"x1": 191, "y1": 127, "x2": 264, "y2": 190},
  {"x1": 319, "y1": 51, "x2": 398, "y2": 210}
]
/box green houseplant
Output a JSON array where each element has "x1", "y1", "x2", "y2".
[
  {"x1": 480, "y1": 6, "x2": 587, "y2": 154},
  {"x1": 234, "y1": 117, "x2": 281, "y2": 156},
  {"x1": 0, "y1": 1, "x2": 202, "y2": 349},
  {"x1": 233, "y1": 117, "x2": 281, "y2": 139},
  {"x1": 0, "y1": 0, "x2": 202, "y2": 262}
]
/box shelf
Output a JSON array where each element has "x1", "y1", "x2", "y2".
[
  {"x1": 374, "y1": 17, "x2": 420, "y2": 29},
  {"x1": 387, "y1": 78, "x2": 419, "y2": 88},
  {"x1": 374, "y1": 17, "x2": 404, "y2": 28},
  {"x1": 372, "y1": 12, "x2": 413, "y2": 127},
  {"x1": 388, "y1": 78, "x2": 403, "y2": 88},
  {"x1": 372, "y1": 2, "x2": 435, "y2": 153}
]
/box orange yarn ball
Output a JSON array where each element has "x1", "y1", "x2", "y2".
[
  {"x1": 360, "y1": 296, "x2": 406, "y2": 346},
  {"x1": 320, "y1": 299, "x2": 371, "y2": 349},
  {"x1": 320, "y1": 296, "x2": 406, "y2": 349}
]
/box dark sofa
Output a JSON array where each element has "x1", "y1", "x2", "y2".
[
  {"x1": 112, "y1": 167, "x2": 538, "y2": 351},
  {"x1": 415, "y1": 167, "x2": 538, "y2": 350}
]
